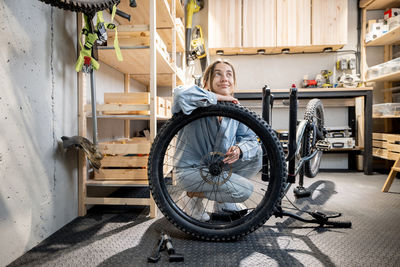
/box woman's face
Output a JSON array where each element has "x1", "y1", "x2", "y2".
[{"x1": 211, "y1": 63, "x2": 235, "y2": 96}]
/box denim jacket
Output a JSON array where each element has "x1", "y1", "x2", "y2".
[{"x1": 172, "y1": 85, "x2": 262, "y2": 168}]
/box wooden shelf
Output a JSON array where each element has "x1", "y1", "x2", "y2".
[
  {"x1": 108, "y1": 25, "x2": 184, "y2": 53},
  {"x1": 366, "y1": 69, "x2": 400, "y2": 82},
  {"x1": 131, "y1": 73, "x2": 183, "y2": 86},
  {"x1": 373, "y1": 114, "x2": 400, "y2": 118},
  {"x1": 360, "y1": 0, "x2": 399, "y2": 10},
  {"x1": 209, "y1": 44, "x2": 345, "y2": 55},
  {"x1": 87, "y1": 114, "x2": 171, "y2": 120},
  {"x1": 98, "y1": 46, "x2": 173, "y2": 75},
  {"x1": 86, "y1": 180, "x2": 149, "y2": 186},
  {"x1": 366, "y1": 25, "x2": 400, "y2": 46},
  {"x1": 158, "y1": 28, "x2": 185, "y2": 52},
  {"x1": 115, "y1": 0, "x2": 174, "y2": 28}
]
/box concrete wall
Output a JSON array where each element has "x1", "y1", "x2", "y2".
[{"x1": 0, "y1": 1, "x2": 78, "y2": 265}]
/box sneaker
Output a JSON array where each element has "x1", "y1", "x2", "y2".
[
  {"x1": 214, "y1": 202, "x2": 247, "y2": 213},
  {"x1": 183, "y1": 197, "x2": 210, "y2": 222}
]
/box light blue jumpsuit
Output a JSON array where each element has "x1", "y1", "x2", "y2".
[{"x1": 172, "y1": 85, "x2": 262, "y2": 203}]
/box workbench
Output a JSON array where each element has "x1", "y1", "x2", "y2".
[{"x1": 234, "y1": 87, "x2": 373, "y2": 175}]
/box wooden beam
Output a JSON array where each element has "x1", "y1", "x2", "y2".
[
  {"x1": 77, "y1": 13, "x2": 87, "y2": 217},
  {"x1": 124, "y1": 74, "x2": 130, "y2": 139},
  {"x1": 85, "y1": 197, "x2": 151, "y2": 205}
]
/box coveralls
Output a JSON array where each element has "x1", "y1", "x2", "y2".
[{"x1": 172, "y1": 85, "x2": 262, "y2": 203}]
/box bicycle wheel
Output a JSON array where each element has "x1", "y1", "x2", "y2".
[
  {"x1": 304, "y1": 99, "x2": 325, "y2": 178},
  {"x1": 148, "y1": 102, "x2": 287, "y2": 241},
  {"x1": 39, "y1": 0, "x2": 120, "y2": 13}
]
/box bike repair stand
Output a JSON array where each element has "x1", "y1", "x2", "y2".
[
  {"x1": 61, "y1": 11, "x2": 104, "y2": 169},
  {"x1": 294, "y1": 167, "x2": 312, "y2": 198},
  {"x1": 262, "y1": 85, "x2": 351, "y2": 228}
]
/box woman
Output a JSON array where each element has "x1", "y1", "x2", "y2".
[{"x1": 172, "y1": 59, "x2": 262, "y2": 221}]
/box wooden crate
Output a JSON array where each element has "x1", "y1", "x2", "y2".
[
  {"x1": 165, "y1": 98, "x2": 172, "y2": 117},
  {"x1": 103, "y1": 92, "x2": 168, "y2": 117},
  {"x1": 373, "y1": 133, "x2": 400, "y2": 160},
  {"x1": 94, "y1": 138, "x2": 150, "y2": 181}
]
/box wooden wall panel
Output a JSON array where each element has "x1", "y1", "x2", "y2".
[
  {"x1": 277, "y1": 0, "x2": 311, "y2": 46},
  {"x1": 243, "y1": 0, "x2": 276, "y2": 47},
  {"x1": 312, "y1": 0, "x2": 348, "y2": 45},
  {"x1": 208, "y1": 0, "x2": 242, "y2": 48}
]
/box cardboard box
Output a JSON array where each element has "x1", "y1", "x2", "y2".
[
  {"x1": 384, "y1": 8, "x2": 400, "y2": 20},
  {"x1": 387, "y1": 15, "x2": 400, "y2": 30}
]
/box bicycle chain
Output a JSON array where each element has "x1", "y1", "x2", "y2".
[{"x1": 39, "y1": 0, "x2": 120, "y2": 14}]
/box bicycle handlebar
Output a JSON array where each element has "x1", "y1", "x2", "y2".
[{"x1": 111, "y1": 8, "x2": 131, "y2": 21}]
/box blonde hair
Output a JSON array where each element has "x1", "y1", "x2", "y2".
[{"x1": 202, "y1": 59, "x2": 237, "y2": 95}]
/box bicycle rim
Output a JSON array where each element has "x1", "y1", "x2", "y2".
[
  {"x1": 304, "y1": 99, "x2": 325, "y2": 178},
  {"x1": 148, "y1": 102, "x2": 287, "y2": 241}
]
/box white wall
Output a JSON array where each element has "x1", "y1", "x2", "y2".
[{"x1": 0, "y1": 1, "x2": 78, "y2": 265}]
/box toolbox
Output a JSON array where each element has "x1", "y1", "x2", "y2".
[
  {"x1": 326, "y1": 137, "x2": 355, "y2": 149},
  {"x1": 325, "y1": 126, "x2": 352, "y2": 138}
]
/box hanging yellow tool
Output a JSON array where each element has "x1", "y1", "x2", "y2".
[
  {"x1": 186, "y1": 0, "x2": 204, "y2": 65},
  {"x1": 189, "y1": 25, "x2": 207, "y2": 72}
]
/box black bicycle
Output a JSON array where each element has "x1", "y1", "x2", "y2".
[{"x1": 148, "y1": 85, "x2": 351, "y2": 241}]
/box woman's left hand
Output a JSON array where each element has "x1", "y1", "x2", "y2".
[
  {"x1": 223, "y1": 145, "x2": 242, "y2": 164},
  {"x1": 216, "y1": 94, "x2": 239, "y2": 104}
]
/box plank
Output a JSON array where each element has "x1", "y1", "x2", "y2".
[
  {"x1": 86, "y1": 180, "x2": 150, "y2": 186},
  {"x1": 99, "y1": 142, "x2": 151, "y2": 154},
  {"x1": 104, "y1": 92, "x2": 151, "y2": 104},
  {"x1": 98, "y1": 46, "x2": 173, "y2": 75},
  {"x1": 243, "y1": 0, "x2": 276, "y2": 47},
  {"x1": 388, "y1": 143, "x2": 400, "y2": 153},
  {"x1": 101, "y1": 155, "x2": 148, "y2": 167},
  {"x1": 364, "y1": 0, "x2": 400, "y2": 10},
  {"x1": 208, "y1": 0, "x2": 242, "y2": 48},
  {"x1": 373, "y1": 140, "x2": 390, "y2": 148},
  {"x1": 276, "y1": 0, "x2": 310, "y2": 46},
  {"x1": 94, "y1": 169, "x2": 148, "y2": 180},
  {"x1": 209, "y1": 44, "x2": 345, "y2": 55},
  {"x1": 312, "y1": 0, "x2": 348, "y2": 45},
  {"x1": 85, "y1": 197, "x2": 151, "y2": 205}
]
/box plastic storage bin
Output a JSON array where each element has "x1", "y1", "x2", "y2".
[{"x1": 373, "y1": 103, "x2": 400, "y2": 116}]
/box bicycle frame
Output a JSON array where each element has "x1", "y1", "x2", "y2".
[{"x1": 262, "y1": 85, "x2": 323, "y2": 185}]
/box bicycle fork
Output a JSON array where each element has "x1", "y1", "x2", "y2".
[{"x1": 287, "y1": 85, "x2": 298, "y2": 184}]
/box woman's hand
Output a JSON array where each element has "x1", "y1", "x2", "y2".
[
  {"x1": 223, "y1": 145, "x2": 242, "y2": 164},
  {"x1": 216, "y1": 94, "x2": 239, "y2": 104}
]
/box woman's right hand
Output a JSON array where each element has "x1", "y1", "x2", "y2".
[{"x1": 216, "y1": 94, "x2": 239, "y2": 104}]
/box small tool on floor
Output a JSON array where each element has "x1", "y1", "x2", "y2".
[{"x1": 148, "y1": 233, "x2": 184, "y2": 263}]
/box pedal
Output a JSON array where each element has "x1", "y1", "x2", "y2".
[{"x1": 316, "y1": 140, "x2": 331, "y2": 151}]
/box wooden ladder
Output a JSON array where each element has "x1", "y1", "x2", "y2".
[{"x1": 382, "y1": 156, "x2": 400, "y2": 192}]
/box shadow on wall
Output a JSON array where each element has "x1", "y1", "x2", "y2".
[{"x1": 0, "y1": 1, "x2": 78, "y2": 264}]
